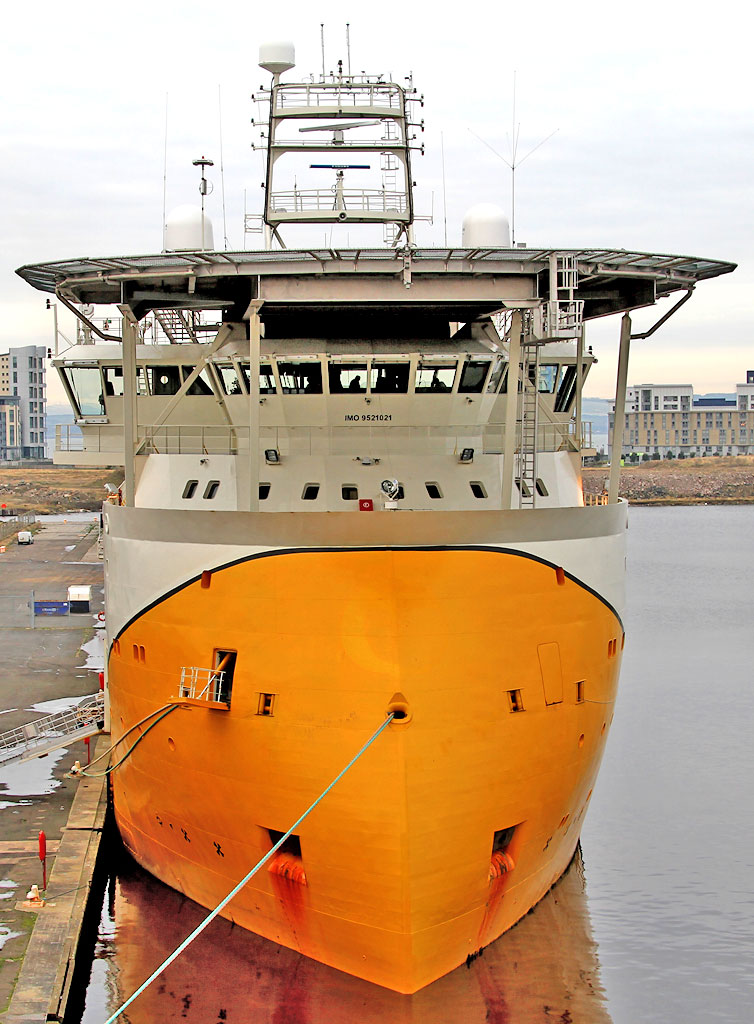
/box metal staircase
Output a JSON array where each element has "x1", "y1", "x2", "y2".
[
  {"x1": 153, "y1": 309, "x2": 198, "y2": 344},
  {"x1": 0, "y1": 693, "x2": 105, "y2": 767}
]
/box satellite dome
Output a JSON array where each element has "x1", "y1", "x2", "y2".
[
  {"x1": 461, "y1": 204, "x2": 511, "y2": 248},
  {"x1": 259, "y1": 41, "x2": 296, "y2": 76},
  {"x1": 164, "y1": 205, "x2": 214, "y2": 252}
]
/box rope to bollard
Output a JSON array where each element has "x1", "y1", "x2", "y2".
[{"x1": 103, "y1": 712, "x2": 395, "y2": 1024}]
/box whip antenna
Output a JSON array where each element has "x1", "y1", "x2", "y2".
[
  {"x1": 162, "y1": 93, "x2": 169, "y2": 251},
  {"x1": 218, "y1": 85, "x2": 229, "y2": 249}
]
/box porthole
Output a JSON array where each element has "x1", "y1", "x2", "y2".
[
  {"x1": 302, "y1": 484, "x2": 320, "y2": 500},
  {"x1": 203, "y1": 480, "x2": 220, "y2": 500},
  {"x1": 425, "y1": 482, "x2": 443, "y2": 499},
  {"x1": 470, "y1": 481, "x2": 487, "y2": 499},
  {"x1": 259, "y1": 482, "x2": 271, "y2": 500},
  {"x1": 182, "y1": 480, "x2": 198, "y2": 499},
  {"x1": 342, "y1": 485, "x2": 358, "y2": 501},
  {"x1": 535, "y1": 478, "x2": 549, "y2": 496}
]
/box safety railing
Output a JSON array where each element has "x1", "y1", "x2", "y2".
[
  {"x1": 274, "y1": 83, "x2": 402, "y2": 111},
  {"x1": 179, "y1": 666, "x2": 227, "y2": 704},
  {"x1": 584, "y1": 492, "x2": 609, "y2": 506},
  {"x1": 0, "y1": 692, "x2": 105, "y2": 766},
  {"x1": 268, "y1": 189, "x2": 408, "y2": 215},
  {"x1": 57, "y1": 420, "x2": 594, "y2": 458}
]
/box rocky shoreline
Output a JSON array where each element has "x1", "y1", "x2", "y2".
[{"x1": 583, "y1": 455, "x2": 754, "y2": 505}]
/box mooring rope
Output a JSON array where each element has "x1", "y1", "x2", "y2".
[
  {"x1": 81, "y1": 703, "x2": 181, "y2": 776},
  {"x1": 103, "y1": 712, "x2": 395, "y2": 1024}
]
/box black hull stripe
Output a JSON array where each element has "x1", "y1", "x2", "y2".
[{"x1": 110, "y1": 544, "x2": 625, "y2": 653}]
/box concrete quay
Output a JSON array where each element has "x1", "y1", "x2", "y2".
[{"x1": 0, "y1": 519, "x2": 107, "y2": 1023}]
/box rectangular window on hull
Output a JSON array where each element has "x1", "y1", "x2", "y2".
[
  {"x1": 257, "y1": 692, "x2": 276, "y2": 716},
  {"x1": 213, "y1": 649, "x2": 236, "y2": 704}
]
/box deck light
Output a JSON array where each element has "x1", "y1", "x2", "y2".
[
  {"x1": 265, "y1": 449, "x2": 280, "y2": 464},
  {"x1": 459, "y1": 448, "x2": 474, "y2": 463}
]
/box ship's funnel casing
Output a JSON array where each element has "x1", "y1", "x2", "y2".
[
  {"x1": 164, "y1": 205, "x2": 214, "y2": 252},
  {"x1": 258, "y1": 41, "x2": 296, "y2": 76},
  {"x1": 461, "y1": 204, "x2": 511, "y2": 248}
]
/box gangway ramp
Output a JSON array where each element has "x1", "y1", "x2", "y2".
[{"x1": 0, "y1": 692, "x2": 105, "y2": 767}]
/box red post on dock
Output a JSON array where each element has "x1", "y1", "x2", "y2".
[
  {"x1": 85, "y1": 735, "x2": 91, "y2": 765},
  {"x1": 38, "y1": 831, "x2": 47, "y2": 891}
]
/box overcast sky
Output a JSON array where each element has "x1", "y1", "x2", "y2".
[{"x1": 2, "y1": 0, "x2": 751, "y2": 403}]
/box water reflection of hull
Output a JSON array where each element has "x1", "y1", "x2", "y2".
[{"x1": 102, "y1": 846, "x2": 612, "y2": 1024}]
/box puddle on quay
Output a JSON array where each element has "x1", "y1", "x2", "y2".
[{"x1": 69, "y1": 836, "x2": 611, "y2": 1024}]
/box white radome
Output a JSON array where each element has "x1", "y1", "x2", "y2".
[
  {"x1": 164, "y1": 205, "x2": 214, "y2": 252},
  {"x1": 461, "y1": 204, "x2": 511, "y2": 248},
  {"x1": 258, "y1": 41, "x2": 296, "y2": 76}
]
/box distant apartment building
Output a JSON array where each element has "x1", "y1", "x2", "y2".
[
  {"x1": 0, "y1": 345, "x2": 47, "y2": 459},
  {"x1": 610, "y1": 371, "x2": 754, "y2": 458},
  {"x1": 0, "y1": 396, "x2": 22, "y2": 460}
]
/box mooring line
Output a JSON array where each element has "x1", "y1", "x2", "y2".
[
  {"x1": 82, "y1": 704, "x2": 181, "y2": 777},
  {"x1": 102, "y1": 712, "x2": 395, "y2": 1024}
]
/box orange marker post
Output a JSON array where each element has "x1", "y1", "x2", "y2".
[{"x1": 38, "y1": 831, "x2": 47, "y2": 891}]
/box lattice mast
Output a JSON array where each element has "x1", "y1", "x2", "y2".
[{"x1": 252, "y1": 42, "x2": 424, "y2": 248}]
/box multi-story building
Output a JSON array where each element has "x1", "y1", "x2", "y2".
[
  {"x1": 0, "y1": 345, "x2": 47, "y2": 459},
  {"x1": 0, "y1": 395, "x2": 22, "y2": 461},
  {"x1": 610, "y1": 371, "x2": 754, "y2": 458}
]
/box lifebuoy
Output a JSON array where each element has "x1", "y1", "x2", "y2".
[{"x1": 97, "y1": 612, "x2": 106, "y2": 621}]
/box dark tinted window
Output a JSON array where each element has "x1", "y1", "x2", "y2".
[
  {"x1": 370, "y1": 362, "x2": 410, "y2": 393},
  {"x1": 458, "y1": 360, "x2": 490, "y2": 393},
  {"x1": 278, "y1": 362, "x2": 322, "y2": 394},
  {"x1": 329, "y1": 364, "x2": 367, "y2": 393}
]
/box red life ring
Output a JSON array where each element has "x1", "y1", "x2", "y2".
[{"x1": 98, "y1": 611, "x2": 106, "y2": 621}]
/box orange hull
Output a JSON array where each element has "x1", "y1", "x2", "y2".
[{"x1": 108, "y1": 546, "x2": 622, "y2": 993}]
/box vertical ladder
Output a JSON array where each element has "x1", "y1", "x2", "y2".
[
  {"x1": 517, "y1": 340, "x2": 539, "y2": 508},
  {"x1": 381, "y1": 121, "x2": 401, "y2": 246}
]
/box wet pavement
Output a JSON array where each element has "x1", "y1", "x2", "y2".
[{"x1": 0, "y1": 520, "x2": 104, "y2": 1017}]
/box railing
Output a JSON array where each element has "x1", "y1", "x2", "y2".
[
  {"x1": 57, "y1": 420, "x2": 594, "y2": 458},
  {"x1": 269, "y1": 189, "x2": 408, "y2": 216},
  {"x1": 0, "y1": 692, "x2": 105, "y2": 766},
  {"x1": 584, "y1": 492, "x2": 609, "y2": 506},
  {"x1": 274, "y1": 83, "x2": 402, "y2": 111},
  {"x1": 179, "y1": 666, "x2": 227, "y2": 704}
]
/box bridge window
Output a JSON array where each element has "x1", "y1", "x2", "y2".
[
  {"x1": 555, "y1": 364, "x2": 578, "y2": 412},
  {"x1": 458, "y1": 360, "x2": 490, "y2": 393},
  {"x1": 259, "y1": 482, "x2": 271, "y2": 500},
  {"x1": 415, "y1": 363, "x2": 456, "y2": 393},
  {"x1": 216, "y1": 363, "x2": 243, "y2": 395},
  {"x1": 182, "y1": 480, "x2": 198, "y2": 499},
  {"x1": 342, "y1": 485, "x2": 358, "y2": 500},
  {"x1": 425, "y1": 482, "x2": 443, "y2": 499},
  {"x1": 203, "y1": 480, "x2": 220, "y2": 500},
  {"x1": 535, "y1": 364, "x2": 559, "y2": 393},
  {"x1": 370, "y1": 362, "x2": 410, "y2": 393},
  {"x1": 470, "y1": 481, "x2": 487, "y2": 498},
  {"x1": 278, "y1": 361, "x2": 322, "y2": 394},
  {"x1": 103, "y1": 367, "x2": 125, "y2": 397},
  {"x1": 181, "y1": 367, "x2": 214, "y2": 396},
  {"x1": 240, "y1": 363, "x2": 277, "y2": 394},
  {"x1": 329, "y1": 364, "x2": 367, "y2": 393},
  {"x1": 486, "y1": 358, "x2": 508, "y2": 394},
  {"x1": 147, "y1": 366, "x2": 182, "y2": 396},
  {"x1": 62, "y1": 367, "x2": 105, "y2": 417},
  {"x1": 302, "y1": 484, "x2": 320, "y2": 500}
]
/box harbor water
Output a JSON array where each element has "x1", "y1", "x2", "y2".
[{"x1": 72, "y1": 506, "x2": 754, "y2": 1023}]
